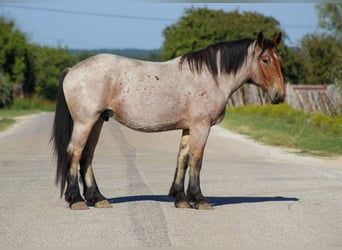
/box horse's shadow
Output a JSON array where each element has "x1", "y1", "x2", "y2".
[{"x1": 107, "y1": 195, "x2": 299, "y2": 207}]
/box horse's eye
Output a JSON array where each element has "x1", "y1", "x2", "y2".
[{"x1": 262, "y1": 56, "x2": 270, "y2": 64}]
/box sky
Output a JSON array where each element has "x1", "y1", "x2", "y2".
[{"x1": 0, "y1": 1, "x2": 320, "y2": 50}]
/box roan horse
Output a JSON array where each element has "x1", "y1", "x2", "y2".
[{"x1": 52, "y1": 32, "x2": 285, "y2": 210}]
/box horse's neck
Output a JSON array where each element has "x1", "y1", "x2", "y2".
[
  {"x1": 217, "y1": 63, "x2": 251, "y2": 101},
  {"x1": 216, "y1": 44, "x2": 254, "y2": 100}
]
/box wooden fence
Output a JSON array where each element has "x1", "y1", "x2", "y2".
[{"x1": 227, "y1": 83, "x2": 342, "y2": 115}]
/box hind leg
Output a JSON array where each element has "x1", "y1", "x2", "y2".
[
  {"x1": 65, "y1": 122, "x2": 95, "y2": 210},
  {"x1": 80, "y1": 118, "x2": 112, "y2": 208},
  {"x1": 169, "y1": 129, "x2": 191, "y2": 208}
]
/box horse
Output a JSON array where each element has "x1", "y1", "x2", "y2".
[{"x1": 51, "y1": 32, "x2": 285, "y2": 210}]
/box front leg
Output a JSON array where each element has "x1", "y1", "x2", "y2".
[
  {"x1": 186, "y1": 158, "x2": 212, "y2": 210},
  {"x1": 79, "y1": 118, "x2": 112, "y2": 208},
  {"x1": 186, "y1": 123, "x2": 213, "y2": 210}
]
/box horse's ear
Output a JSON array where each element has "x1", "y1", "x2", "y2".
[
  {"x1": 257, "y1": 31, "x2": 264, "y2": 48},
  {"x1": 273, "y1": 32, "x2": 282, "y2": 47}
]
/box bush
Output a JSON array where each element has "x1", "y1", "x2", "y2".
[
  {"x1": 311, "y1": 112, "x2": 342, "y2": 134},
  {"x1": 0, "y1": 73, "x2": 13, "y2": 108},
  {"x1": 228, "y1": 103, "x2": 304, "y2": 120}
]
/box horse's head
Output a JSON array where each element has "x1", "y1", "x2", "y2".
[{"x1": 250, "y1": 32, "x2": 285, "y2": 104}]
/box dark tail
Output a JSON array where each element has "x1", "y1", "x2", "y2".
[{"x1": 51, "y1": 68, "x2": 73, "y2": 197}]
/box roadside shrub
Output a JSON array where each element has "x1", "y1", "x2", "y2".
[
  {"x1": 228, "y1": 103, "x2": 304, "y2": 120},
  {"x1": 0, "y1": 73, "x2": 13, "y2": 108},
  {"x1": 311, "y1": 112, "x2": 342, "y2": 134},
  {"x1": 331, "y1": 116, "x2": 342, "y2": 134}
]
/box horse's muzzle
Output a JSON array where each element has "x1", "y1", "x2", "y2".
[{"x1": 269, "y1": 88, "x2": 285, "y2": 104}]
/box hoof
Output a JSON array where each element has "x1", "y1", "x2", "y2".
[
  {"x1": 94, "y1": 200, "x2": 112, "y2": 208},
  {"x1": 175, "y1": 200, "x2": 191, "y2": 209},
  {"x1": 71, "y1": 201, "x2": 89, "y2": 210},
  {"x1": 194, "y1": 202, "x2": 214, "y2": 210}
]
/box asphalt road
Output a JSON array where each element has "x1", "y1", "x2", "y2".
[{"x1": 0, "y1": 112, "x2": 342, "y2": 247}]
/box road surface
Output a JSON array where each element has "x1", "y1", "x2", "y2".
[{"x1": 0, "y1": 112, "x2": 341, "y2": 247}]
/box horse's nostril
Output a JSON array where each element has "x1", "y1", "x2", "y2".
[
  {"x1": 271, "y1": 92, "x2": 285, "y2": 104},
  {"x1": 268, "y1": 89, "x2": 283, "y2": 104}
]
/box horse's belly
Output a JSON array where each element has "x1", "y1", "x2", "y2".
[
  {"x1": 112, "y1": 98, "x2": 187, "y2": 132},
  {"x1": 109, "y1": 72, "x2": 190, "y2": 132},
  {"x1": 114, "y1": 112, "x2": 184, "y2": 132}
]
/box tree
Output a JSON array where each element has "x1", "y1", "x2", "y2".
[
  {"x1": 300, "y1": 33, "x2": 341, "y2": 84},
  {"x1": 162, "y1": 8, "x2": 284, "y2": 59},
  {"x1": 162, "y1": 7, "x2": 299, "y2": 83},
  {"x1": 32, "y1": 45, "x2": 76, "y2": 100},
  {"x1": 301, "y1": 4, "x2": 342, "y2": 87},
  {"x1": 0, "y1": 72, "x2": 12, "y2": 107},
  {"x1": 0, "y1": 17, "x2": 77, "y2": 100},
  {"x1": 317, "y1": 3, "x2": 342, "y2": 42},
  {"x1": 317, "y1": 3, "x2": 342, "y2": 91},
  {"x1": 0, "y1": 17, "x2": 28, "y2": 84}
]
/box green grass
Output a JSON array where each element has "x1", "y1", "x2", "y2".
[
  {"x1": 222, "y1": 104, "x2": 342, "y2": 156},
  {"x1": 0, "y1": 97, "x2": 55, "y2": 132},
  {"x1": 9, "y1": 96, "x2": 55, "y2": 111},
  {"x1": 0, "y1": 118, "x2": 15, "y2": 132}
]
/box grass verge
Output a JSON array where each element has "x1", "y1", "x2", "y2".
[
  {"x1": 222, "y1": 104, "x2": 342, "y2": 156},
  {"x1": 0, "y1": 97, "x2": 55, "y2": 132}
]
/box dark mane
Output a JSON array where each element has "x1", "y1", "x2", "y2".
[{"x1": 180, "y1": 38, "x2": 255, "y2": 76}]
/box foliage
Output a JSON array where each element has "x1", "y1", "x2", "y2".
[
  {"x1": 278, "y1": 46, "x2": 305, "y2": 84},
  {"x1": 9, "y1": 95, "x2": 55, "y2": 111},
  {"x1": 297, "y1": 4, "x2": 342, "y2": 85},
  {"x1": 223, "y1": 104, "x2": 342, "y2": 155},
  {"x1": 0, "y1": 17, "x2": 28, "y2": 84},
  {"x1": 163, "y1": 8, "x2": 282, "y2": 59},
  {"x1": 0, "y1": 72, "x2": 12, "y2": 108},
  {"x1": 0, "y1": 17, "x2": 77, "y2": 101},
  {"x1": 31, "y1": 45, "x2": 77, "y2": 100},
  {"x1": 317, "y1": 3, "x2": 342, "y2": 88},
  {"x1": 299, "y1": 33, "x2": 341, "y2": 84},
  {"x1": 317, "y1": 3, "x2": 342, "y2": 41},
  {"x1": 162, "y1": 7, "x2": 300, "y2": 83},
  {"x1": 326, "y1": 47, "x2": 342, "y2": 97}
]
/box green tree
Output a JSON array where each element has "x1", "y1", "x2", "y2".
[
  {"x1": 0, "y1": 17, "x2": 28, "y2": 84},
  {"x1": 0, "y1": 72, "x2": 12, "y2": 107},
  {"x1": 300, "y1": 33, "x2": 341, "y2": 84},
  {"x1": 162, "y1": 8, "x2": 284, "y2": 59},
  {"x1": 317, "y1": 3, "x2": 342, "y2": 41},
  {"x1": 297, "y1": 4, "x2": 342, "y2": 86},
  {"x1": 0, "y1": 17, "x2": 77, "y2": 100},
  {"x1": 32, "y1": 45, "x2": 76, "y2": 100},
  {"x1": 162, "y1": 7, "x2": 299, "y2": 83},
  {"x1": 279, "y1": 46, "x2": 306, "y2": 84},
  {"x1": 317, "y1": 3, "x2": 342, "y2": 90}
]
